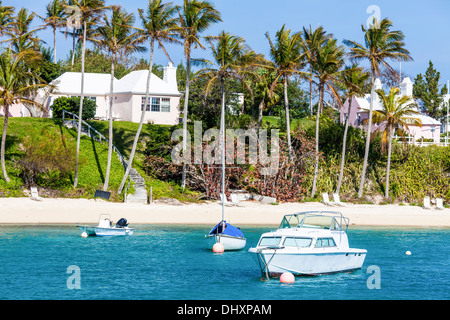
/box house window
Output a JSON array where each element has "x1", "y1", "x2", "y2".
[
  {"x1": 161, "y1": 98, "x2": 170, "y2": 112},
  {"x1": 141, "y1": 97, "x2": 171, "y2": 112},
  {"x1": 151, "y1": 98, "x2": 160, "y2": 112},
  {"x1": 356, "y1": 113, "x2": 362, "y2": 125},
  {"x1": 141, "y1": 97, "x2": 150, "y2": 111},
  {"x1": 141, "y1": 97, "x2": 170, "y2": 112}
]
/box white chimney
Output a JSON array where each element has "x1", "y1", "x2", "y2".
[
  {"x1": 373, "y1": 78, "x2": 383, "y2": 106},
  {"x1": 400, "y1": 77, "x2": 413, "y2": 97},
  {"x1": 163, "y1": 62, "x2": 178, "y2": 93}
]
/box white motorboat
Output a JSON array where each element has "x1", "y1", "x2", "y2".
[
  {"x1": 77, "y1": 215, "x2": 134, "y2": 237},
  {"x1": 248, "y1": 211, "x2": 366, "y2": 277}
]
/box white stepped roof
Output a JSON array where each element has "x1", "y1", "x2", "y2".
[
  {"x1": 117, "y1": 70, "x2": 178, "y2": 95},
  {"x1": 51, "y1": 64, "x2": 179, "y2": 96},
  {"x1": 52, "y1": 72, "x2": 115, "y2": 96}
]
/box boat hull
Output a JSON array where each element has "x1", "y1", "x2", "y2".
[
  {"x1": 94, "y1": 227, "x2": 134, "y2": 237},
  {"x1": 205, "y1": 234, "x2": 246, "y2": 251},
  {"x1": 77, "y1": 225, "x2": 134, "y2": 237},
  {"x1": 248, "y1": 248, "x2": 366, "y2": 276}
]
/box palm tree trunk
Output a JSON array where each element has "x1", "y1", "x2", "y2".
[
  {"x1": 73, "y1": 21, "x2": 87, "y2": 188},
  {"x1": 309, "y1": 64, "x2": 313, "y2": 116},
  {"x1": 1, "y1": 105, "x2": 10, "y2": 183},
  {"x1": 53, "y1": 27, "x2": 57, "y2": 64},
  {"x1": 118, "y1": 39, "x2": 155, "y2": 195},
  {"x1": 181, "y1": 50, "x2": 191, "y2": 190},
  {"x1": 71, "y1": 28, "x2": 76, "y2": 68},
  {"x1": 104, "y1": 54, "x2": 115, "y2": 191},
  {"x1": 357, "y1": 74, "x2": 375, "y2": 198},
  {"x1": 284, "y1": 75, "x2": 292, "y2": 159},
  {"x1": 258, "y1": 99, "x2": 264, "y2": 124},
  {"x1": 385, "y1": 130, "x2": 393, "y2": 199},
  {"x1": 311, "y1": 81, "x2": 324, "y2": 198},
  {"x1": 336, "y1": 97, "x2": 353, "y2": 194}
]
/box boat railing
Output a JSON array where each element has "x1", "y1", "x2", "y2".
[{"x1": 280, "y1": 211, "x2": 349, "y2": 232}]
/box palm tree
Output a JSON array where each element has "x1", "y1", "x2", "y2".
[
  {"x1": 343, "y1": 17, "x2": 413, "y2": 198},
  {"x1": 0, "y1": 1, "x2": 14, "y2": 37},
  {"x1": 177, "y1": 0, "x2": 221, "y2": 190},
  {"x1": 70, "y1": 0, "x2": 106, "y2": 188},
  {"x1": 0, "y1": 49, "x2": 46, "y2": 183},
  {"x1": 118, "y1": 0, "x2": 179, "y2": 195},
  {"x1": 266, "y1": 24, "x2": 305, "y2": 159},
  {"x1": 91, "y1": 5, "x2": 146, "y2": 192},
  {"x1": 300, "y1": 25, "x2": 330, "y2": 116},
  {"x1": 370, "y1": 87, "x2": 421, "y2": 199},
  {"x1": 40, "y1": 0, "x2": 67, "y2": 63},
  {"x1": 335, "y1": 64, "x2": 370, "y2": 194},
  {"x1": 254, "y1": 68, "x2": 280, "y2": 124},
  {"x1": 310, "y1": 36, "x2": 345, "y2": 198},
  {"x1": 3, "y1": 8, "x2": 44, "y2": 53}
]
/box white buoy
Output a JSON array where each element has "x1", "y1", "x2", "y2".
[
  {"x1": 406, "y1": 251, "x2": 411, "y2": 256},
  {"x1": 212, "y1": 242, "x2": 225, "y2": 253},
  {"x1": 280, "y1": 272, "x2": 295, "y2": 283},
  {"x1": 81, "y1": 232, "x2": 88, "y2": 238}
]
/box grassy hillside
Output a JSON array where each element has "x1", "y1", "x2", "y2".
[
  {"x1": 0, "y1": 117, "x2": 200, "y2": 202},
  {"x1": 0, "y1": 117, "x2": 125, "y2": 200}
]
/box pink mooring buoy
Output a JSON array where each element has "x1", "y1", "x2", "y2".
[
  {"x1": 280, "y1": 272, "x2": 295, "y2": 283},
  {"x1": 212, "y1": 242, "x2": 225, "y2": 253}
]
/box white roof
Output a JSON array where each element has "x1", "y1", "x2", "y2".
[
  {"x1": 51, "y1": 65, "x2": 180, "y2": 96},
  {"x1": 52, "y1": 72, "x2": 115, "y2": 96},
  {"x1": 117, "y1": 70, "x2": 178, "y2": 95}
]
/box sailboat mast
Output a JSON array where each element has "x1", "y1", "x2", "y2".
[{"x1": 221, "y1": 78, "x2": 226, "y2": 222}]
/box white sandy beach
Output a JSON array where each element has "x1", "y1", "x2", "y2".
[{"x1": 0, "y1": 197, "x2": 449, "y2": 227}]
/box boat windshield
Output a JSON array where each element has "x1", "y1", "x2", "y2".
[{"x1": 279, "y1": 212, "x2": 348, "y2": 231}]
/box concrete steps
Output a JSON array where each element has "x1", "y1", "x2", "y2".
[
  {"x1": 125, "y1": 168, "x2": 148, "y2": 205},
  {"x1": 63, "y1": 117, "x2": 148, "y2": 205}
]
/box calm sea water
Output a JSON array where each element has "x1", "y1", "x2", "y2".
[{"x1": 0, "y1": 224, "x2": 448, "y2": 300}]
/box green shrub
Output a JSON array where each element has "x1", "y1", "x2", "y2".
[
  {"x1": 51, "y1": 96, "x2": 97, "y2": 120},
  {"x1": 15, "y1": 127, "x2": 76, "y2": 188}
]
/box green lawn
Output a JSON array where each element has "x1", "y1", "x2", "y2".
[
  {"x1": 0, "y1": 117, "x2": 125, "y2": 199},
  {"x1": 262, "y1": 116, "x2": 315, "y2": 131},
  {"x1": 0, "y1": 117, "x2": 200, "y2": 202}
]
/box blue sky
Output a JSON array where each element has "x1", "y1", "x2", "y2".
[{"x1": 4, "y1": 0, "x2": 450, "y2": 89}]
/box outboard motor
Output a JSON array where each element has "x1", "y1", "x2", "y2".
[{"x1": 115, "y1": 218, "x2": 128, "y2": 228}]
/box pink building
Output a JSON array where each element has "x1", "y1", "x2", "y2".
[{"x1": 339, "y1": 78, "x2": 442, "y2": 144}]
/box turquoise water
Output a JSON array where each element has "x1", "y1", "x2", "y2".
[{"x1": 0, "y1": 225, "x2": 449, "y2": 300}]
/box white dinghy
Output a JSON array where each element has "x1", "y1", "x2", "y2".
[{"x1": 77, "y1": 214, "x2": 134, "y2": 237}]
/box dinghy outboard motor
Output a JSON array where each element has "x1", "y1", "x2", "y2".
[{"x1": 115, "y1": 218, "x2": 128, "y2": 228}]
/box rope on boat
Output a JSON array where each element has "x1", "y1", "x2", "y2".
[{"x1": 256, "y1": 246, "x2": 284, "y2": 280}]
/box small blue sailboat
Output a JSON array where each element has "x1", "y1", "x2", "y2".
[{"x1": 205, "y1": 220, "x2": 246, "y2": 250}]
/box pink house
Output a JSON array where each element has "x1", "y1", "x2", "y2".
[{"x1": 340, "y1": 78, "x2": 442, "y2": 144}]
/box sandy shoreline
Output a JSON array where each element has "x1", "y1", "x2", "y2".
[{"x1": 0, "y1": 197, "x2": 449, "y2": 228}]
